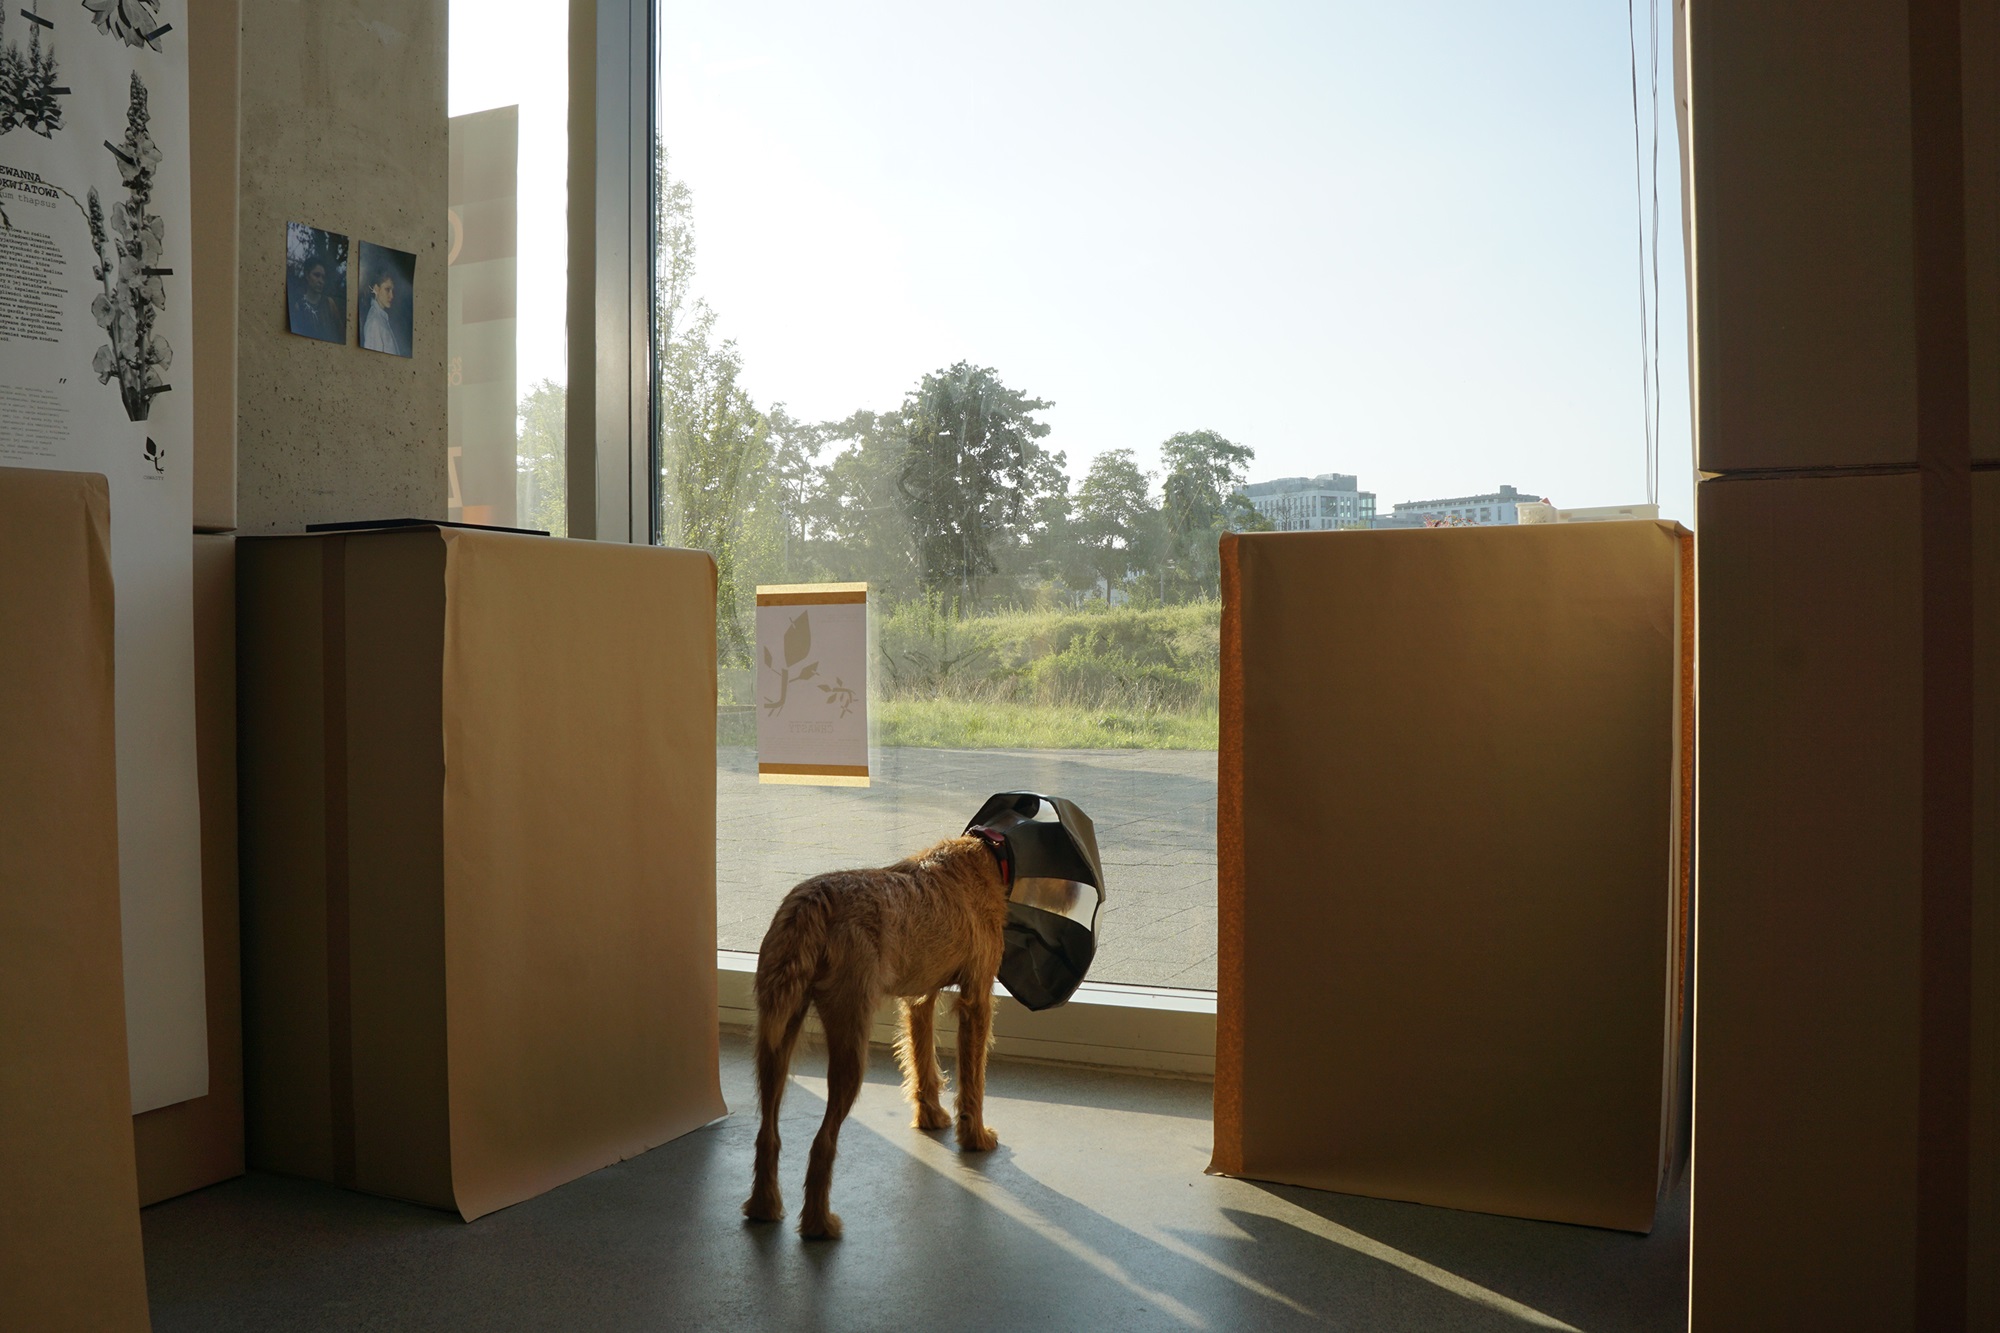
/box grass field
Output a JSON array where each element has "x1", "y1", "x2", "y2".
[
  {"x1": 876, "y1": 698, "x2": 1217, "y2": 749},
  {"x1": 722, "y1": 597, "x2": 1223, "y2": 751}
]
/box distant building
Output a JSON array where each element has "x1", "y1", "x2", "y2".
[
  {"x1": 1555, "y1": 503, "x2": 1659, "y2": 524},
  {"x1": 1239, "y1": 473, "x2": 1377, "y2": 531},
  {"x1": 1384, "y1": 485, "x2": 1537, "y2": 528}
]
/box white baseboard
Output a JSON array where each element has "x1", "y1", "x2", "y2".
[{"x1": 716, "y1": 950, "x2": 1216, "y2": 1078}]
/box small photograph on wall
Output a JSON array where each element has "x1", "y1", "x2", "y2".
[
  {"x1": 285, "y1": 223, "x2": 349, "y2": 344},
  {"x1": 357, "y1": 241, "x2": 416, "y2": 358}
]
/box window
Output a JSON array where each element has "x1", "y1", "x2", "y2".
[
  {"x1": 653, "y1": 1, "x2": 1689, "y2": 993},
  {"x1": 446, "y1": 0, "x2": 572, "y2": 534}
]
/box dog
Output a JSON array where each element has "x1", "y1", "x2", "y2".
[{"x1": 742, "y1": 834, "x2": 1008, "y2": 1239}]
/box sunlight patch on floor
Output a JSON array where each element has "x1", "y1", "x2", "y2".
[{"x1": 796, "y1": 1072, "x2": 1581, "y2": 1332}]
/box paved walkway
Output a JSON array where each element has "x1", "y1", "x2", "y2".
[{"x1": 717, "y1": 746, "x2": 1219, "y2": 989}]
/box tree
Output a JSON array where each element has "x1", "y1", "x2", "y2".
[
  {"x1": 516, "y1": 379, "x2": 566, "y2": 536},
  {"x1": 802, "y1": 409, "x2": 920, "y2": 600},
  {"x1": 895, "y1": 361, "x2": 1056, "y2": 609},
  {"x1": 1074, "y1": 448, "x2": 1153, "y2": 600},
  {"x1": 1158, "y1": 428, "x2": 1259, "y2": 600},
  {"x1": 652, "y1": 146, "x2": 783, "y2": 664}
]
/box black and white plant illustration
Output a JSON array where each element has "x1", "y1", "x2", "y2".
[
  {"x1": 84, "y1": 71, "x2": 171, "y2": 422},
  {"x1": 762, "y1": 610, "x2": 819, "y2": 716},
  {"x1": 81, "y1": 0, "x2": 168, "y2": 50},
  {"x1": 0, "y1": 6, "x2": 68, "y2": 138}
]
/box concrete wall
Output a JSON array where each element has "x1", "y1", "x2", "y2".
[
  {"x1": 235, "y1": 0, "x2": 449, "y2": 533},
  {"x1": 191, "y1": 0, "x2": 240, "y2": 532}
]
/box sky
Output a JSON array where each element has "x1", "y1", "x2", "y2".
[
  {"x1": 456, "y1": 1, "x2": 1693, "y2": 525},
  {"x1": 657, "y1": 0, "x2": 1691, "y2": 524}
]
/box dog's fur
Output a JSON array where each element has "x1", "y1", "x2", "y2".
[{"x1": 742, "y1": 835, "x2": 1009, "y2": 1239}]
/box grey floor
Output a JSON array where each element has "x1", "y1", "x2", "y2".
[
  {"x1": 719, "y1": 746, "x2": 1221, "y2": 988},
  {"x1": 144, "y1": 1034, "x2": 1689, "y2": 1331}
]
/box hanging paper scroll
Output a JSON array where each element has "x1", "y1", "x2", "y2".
[
  {"x1": 0, "y1": 1, "x2": 206, "y2": 1112},
  {"x1": 754, "y1": 583, "x2": 869, "y2": 786}
]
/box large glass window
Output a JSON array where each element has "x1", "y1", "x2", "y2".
[
  {"x1": 656, "y1": 1, "x2": 1689, "y2": 991},
  {"x1": 447, "y1": 3, "x2": 569, "y2": 534}
]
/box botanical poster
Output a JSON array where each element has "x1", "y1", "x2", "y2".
[{"x1": 0, "y1": 0, "x2": 206, "y2": 1113}]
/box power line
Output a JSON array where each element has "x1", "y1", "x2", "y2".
[{"x1": 1627, "y1": 0, "x2": 1663, "y2": 507}]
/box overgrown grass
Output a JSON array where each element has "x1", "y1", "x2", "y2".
[
  {"x1": 720, "y1": 597, "x2": 1223, "y2": 750},
  {"x1": 876, "y1": 698, "x2": 1218, "y2": 750}
]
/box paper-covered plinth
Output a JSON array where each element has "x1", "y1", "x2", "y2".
[
  {"x1": 239, "y1": 526, "x2": 725, "y2": 1221},
  {"x1": 1211, "y1": 520, "x2": 1693, "y2": 1234}
]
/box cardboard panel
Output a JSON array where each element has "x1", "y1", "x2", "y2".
[
  {"x1": 1212, "y1": 521, "x2": 1688, "y2": 1232},
  {"x1": 438, "y1": 531, "x2": 725, "y2": 1221},
  {"x1": 240, "y1": 529, "x2": 724, "y2": 1220},
  {"x1": 1974, "y1": 469, "x2": 2000, "y2": 1325},
  {"x1": 238, "y1": 538, "x2": 338, "y2": 1181},
  {"x1": 1689, "y1": 473, "x2": 1925, "y2": 1327},
  {"x1": 1688, "y1": 1, "x2": 1919, "y2": 471},
  {"x1": 0, "y1": 469, "x2": 151, "y2": 1330},
  {"x1": 343, "y1": 532, "x2": 454, "y2": 1208},
  {"x1": 136, "y1": 535, "x2": 248, "y2": 1203},
  {"x1": 1968, "y1": 0, "x2": 2000, "y2": 466}
]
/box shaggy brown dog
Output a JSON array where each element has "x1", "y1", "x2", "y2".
[{"x1": 742, "y1": 835, "x2": 1008, "y2": 1239}]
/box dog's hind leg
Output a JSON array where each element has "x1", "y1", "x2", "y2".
[
  {"x1": 896, "y1": 994, "x2": 952, "y2": 1131},
  {"x1": 743, "y1": 1004, "x2": 806, "y2": 1223},
  {"x1": 798, "y1": 999, "x2": 870, "y2": 1240},
  {"x1": 951, "y1": 986, "x2": 1000, "y2": 1152}
]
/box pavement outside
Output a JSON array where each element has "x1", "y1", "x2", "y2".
[{"x1": 717, "y1": 746, "x2": 1219, "y2": 990}]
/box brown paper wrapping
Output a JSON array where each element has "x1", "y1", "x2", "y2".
[
  {"x1": 0, "y1": 468, "x2": 151, "y2": 1329},
  {"x1": 1212, "y1": 520, "x2": 1691, "y2": 1233},
  {"x1": 241, "y1": 527, "x2": 724, "y2": 1221},
  {"x1": 1691, "y1": 472, "x2": 1997, "y2": 1324}
]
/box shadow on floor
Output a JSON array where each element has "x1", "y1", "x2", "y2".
[{"x1": 142, "y1": 1035, "x2": 1685, "y2": 1332}]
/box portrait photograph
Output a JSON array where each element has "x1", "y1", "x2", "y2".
[
  {"x1": 356, "y1": 240, "x2": 417, "y2": 358},
  {"x1": 284, "y1": 222, "x2": 349, "y2": 345}
]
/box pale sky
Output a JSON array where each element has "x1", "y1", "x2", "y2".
[
  {"x1": 656, "y1": 0, "x2": 1692, "y2": 523},
  {"x1": 452, "y1": 2, "x2": 1693, "y2": 525}
]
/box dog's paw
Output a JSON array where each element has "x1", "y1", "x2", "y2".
[
  {"x1": 798, "y1": 1211, "x2": 843, "y2": 1241},
  {"x1": 912, "y1": 1103, "x2": 952, "y2": 1131},
  {"x1": 742, "y1": 1190, "x2": 785, "y2": 1224},
  {"x1": 956, "y1": 1123, "x2": 999, "y2": 1153}
]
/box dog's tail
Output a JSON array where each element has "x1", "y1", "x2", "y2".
[{"x1": 753, "y1": 888, "x2": 829, "y2": 1045}]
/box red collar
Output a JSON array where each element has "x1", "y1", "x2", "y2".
[{"x1": 971, "y1": 826, "x2": 1012, "y2": 886}]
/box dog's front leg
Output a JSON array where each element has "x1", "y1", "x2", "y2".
[
  {"x1": 952, "y1": 986, "x2": 1000, "y2": 1152},
  {"x1": 897, "y1": 994, "x2": 952, "y2": 1130}
]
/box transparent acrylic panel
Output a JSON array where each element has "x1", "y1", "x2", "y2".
[
  {"x1": 657, "y1": 1, "x2": 1691, "y2": 993},
  {"x1": 448, "y1": 4, "x2": 567, "y2": 534}
]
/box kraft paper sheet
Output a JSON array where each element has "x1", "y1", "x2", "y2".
[
  {"x1": 439, "y1": 529, "x2": 726, "y2": 1220},
  {"x1": 0, "y1": 468, "x2": 151, "y2": 1329},
  {"x1": 240, "y1": 527, "x2": 725, "y2": 1221},
  {"x1": 1212, "y1": 520, "x2": 1690, "y2": 1233}
]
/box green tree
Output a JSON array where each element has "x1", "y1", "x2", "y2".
[
  {"x1": 803, "y1": 408, "x2": 920, "y2": 601},
  {"x1": 515, "y1": 378, "x2": 567, "y2": 536},
  {"x1": 1158, "y1": 428, "x2": 1261, "y2": 600},
  {"x1": 652, "y1": 146, "x2": 784, "y2": 664},
  {"x1": 1074, "y1": 448, "x2": 1153, "y2": 601},
  {"x1": 895, "y1": 361, "x2": 1056, "y2": 609}
]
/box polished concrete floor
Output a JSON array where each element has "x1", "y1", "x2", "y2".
[{"x1": 144, "y1": 1035, "x2": 1688, "y2": 1331}]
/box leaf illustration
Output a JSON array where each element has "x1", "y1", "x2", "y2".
[
  {"x1": 798, "y1": 661, "x2": 818, "y2": 682},
  {"x1": 784, "y1": 611, "x2": 812, "y2": 667},
  {"x1": 761, "y1": 644, "x2": 772, "y2": 670}
]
